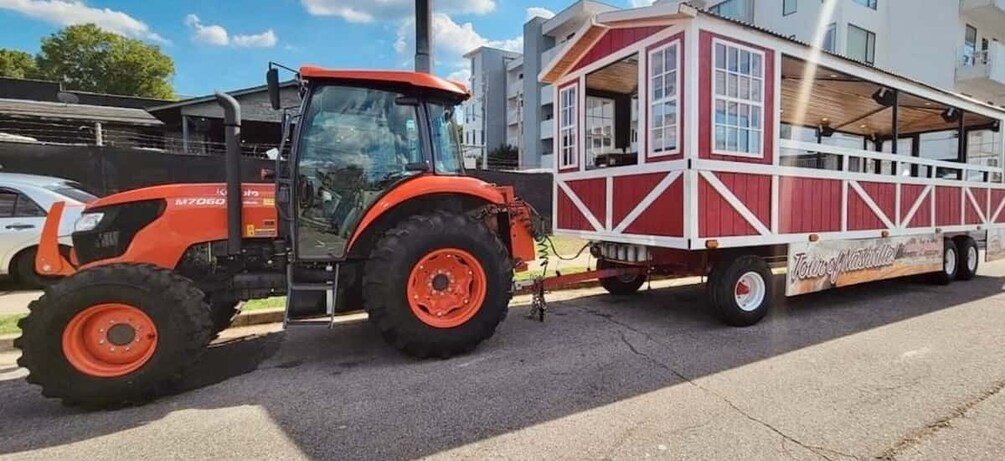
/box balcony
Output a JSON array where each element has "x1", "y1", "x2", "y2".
[
  {"x1": 961, "y1": 0, "x2": 1005, "y2": 21},
  {"x1": 540, "y1": 119, "x2": 554, "y2": 140},
  {"x1": 541, "y1": 44, "x2": 565, "y2": 70},
  {"x1": 540, "y1": 84, "x2": 554, "y2": 105},
  {"x1": 956, "y1": 42, "x2": 1005, "y2": 99},
  {"x1": 507, "y1": 110, "x2": 520, "y2": 126},
  {"x1": 507, "y1": 80, "x2": 523, "y2": 98}
]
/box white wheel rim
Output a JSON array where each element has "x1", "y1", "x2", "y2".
[
  {"x1": 967, "y1": 246, "x2": 978, "y2": 272},
  {"x1": 945, "y1": 247, "x2": 956, "y2": 275},
  {"x1": 734, "y1": 272, "x2": 766, "y2": 312}
]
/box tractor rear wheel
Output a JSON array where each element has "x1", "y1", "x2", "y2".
[
  {"x1": 363, "y1": 211, "x2": 512, "y2": 358},
  {"x1": 15, "y1": 264, "x2": 213, "y2": 409}
]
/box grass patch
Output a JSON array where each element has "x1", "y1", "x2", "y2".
[
  {"x1": 543, "y1": 235, "x2": 590, "y2": 257},
  {"x1": 243, "y1": 297, "x2": 285, "y2": 311},
  {"x1": 0, "y1": 314, "x2": 24, "y2": 336}
]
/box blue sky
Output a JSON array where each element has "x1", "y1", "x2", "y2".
[{"x1": 0, "y1": 0, "x2": 647, "y2": 98}]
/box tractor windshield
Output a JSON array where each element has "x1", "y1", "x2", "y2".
[
  {"x1": 428, "y1": 103, "x2": 464, "y2": 174},
  {"x1": 295, "y1": 84, "x2": 423, "y2": 259}
]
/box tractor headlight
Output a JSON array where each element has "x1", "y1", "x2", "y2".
[{"x1": 74, "y1": 212, "x2": 105, "y2": 232}]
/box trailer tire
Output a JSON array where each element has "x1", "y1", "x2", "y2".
[
  {"x1": 363, "y1": 211, "x2": 513, "y2": 359},
  {"x1": 708, "y1": 255, "x2": 772, "y2": 327},
  {"x1": 931, "y1": 238, "x2": 959, "y2": 285},
  {"x1": 15, "y1": 264, "x2": 213, "y2": 409},
  {"x1": 954, "y1": 236, "x2": 979, "y2": 281},
  {"x1": 598, "y1": 259, "x2": 646, "y2": 295}
]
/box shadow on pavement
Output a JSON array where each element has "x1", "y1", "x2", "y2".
[{"x1": 0, "y1": 273, "x2": 1001, "y2": 459}]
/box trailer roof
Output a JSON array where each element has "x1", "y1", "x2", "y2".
[{"x1": 298, "y1": 66, "x2": 470, "y2": 99}]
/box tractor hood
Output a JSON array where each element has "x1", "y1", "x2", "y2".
[{"x1": 86, "y1": 183, "x2": 276, "y2": 210}]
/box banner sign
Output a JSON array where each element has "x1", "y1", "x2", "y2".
[
  {"x1": 986, "y1": 228, "x2": 1005, "y2": 262},
  {"x1": 786, "y1": 235, "x2": 943, "y2": 296}
]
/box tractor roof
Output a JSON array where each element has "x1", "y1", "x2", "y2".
[{"x1": 299, "y1": 66, "x2": 470, "y2": 99}]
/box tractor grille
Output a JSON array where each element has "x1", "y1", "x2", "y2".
[{"x1": 73, "y1": 199, "x2": 165, "y2": 265}]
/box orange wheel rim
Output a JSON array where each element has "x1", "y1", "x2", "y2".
[
  {"x1": 406, "y1": 248, "x2": 488, "y2": 328},
  {"x1": 61, "y1": 303, "x2": 158, "y2": 378}
]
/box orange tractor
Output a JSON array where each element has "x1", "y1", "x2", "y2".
[{"x1": 15, "y1": 63, "x2": 539, "y2": 408}]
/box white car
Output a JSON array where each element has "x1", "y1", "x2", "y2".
[{"x1": 0, "y1": 173, "x2": 94, "y2": 287}]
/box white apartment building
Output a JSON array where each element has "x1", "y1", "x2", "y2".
[{"x1": 465, "y1": 0, "x2": 1005, "y2": 170}]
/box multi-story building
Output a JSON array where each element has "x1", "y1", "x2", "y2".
[
  {"x1": 460, "y1": 46, "x2": 521, "y2": 167},
  {"x1": 675, "y1": 0, "x2": 1005, "y2": 106}
]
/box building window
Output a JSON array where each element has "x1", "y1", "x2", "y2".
[
  {"x1": 585, "y1": 97, "x2": 614, "y2": 166},
  {"x1": 709, "y1": 0, "x2": 752, "y2": 22},
  {"x1": 823, "y1": 23, "x2": 837, "y2": 53},
  {"x1": 649, "y1": 41, "x2": 681, "y2": 156},
  {"x1": 783, "y1": 0, "x2": 796, "y2": 16},
  {"x1": 847, "y1": 24, "x2": 876, "y2": 65},
  {"x1": 963, "y1": 25, "x2": 978, "y2": 66},
  {"x1": 559, "y1": 85, "x2": 578, "y2": 169},
  {"x1": 851, "y1": 0, "x2": 877, "y2": 10},
  {"x1": 713, "y1": 40, "x2": 764, "y2": 156}
]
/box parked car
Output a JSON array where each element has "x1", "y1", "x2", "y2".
[{"x1": 0, "y1": 173, "x2": 95, "y2": 287}]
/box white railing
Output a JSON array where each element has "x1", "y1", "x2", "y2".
[
  {"x1": 960, "y1": 48, "x2": 990, "y2": 68},
  {"x1": 779, "y1": 139, "x2": 1002, "y2": 184}
]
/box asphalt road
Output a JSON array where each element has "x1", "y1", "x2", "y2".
[{"x1": 1, "y1": 264, "x2": 1003, "y2": 460}]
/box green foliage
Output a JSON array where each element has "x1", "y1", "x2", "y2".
[
  {"x1": 34, "y1": 24, "x2": 175, "y2": 99},
  {"x1": 0, "y1": 49, "x2": 38, "y2": 79},
  {"x1": 487, "y1": 143, "x2": 519, "y2": 170}
]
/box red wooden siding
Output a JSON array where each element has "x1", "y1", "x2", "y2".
[
  {"x1": 993, "y1": 189, "x2": 1005, "y2": 223},
  {"x1": 901, "y1": 184, "x2": 932, "y2": 228},
  {"x1": 848, "y1": 182, "x2": 895, "y2": 230},
  {"x1": 556, "y1": 186, "x2": 593, "y2": 231},
  {"x1": 965, "y1": 188, "x2": 987, "y2": 225},
  {"x1": 570, "y1": 26, "x2": 665, "y2": 73},
  {"x1": 935, "y1": 186, "x2": 962, "y2": 227},
  {"x1": 716, "y1": 172, "x2": 771, "y2": 227},
  {"x1": 566, "y1": 178, "x2": 607, "y2": 227},
  {"x1": 699, "y1": 176, "x2": 758, "y2": 237},
  {"x1": 698, "y1": 31, "x2": 775, "y2": 165},
  {"x1": 777, "y1": 177, "x2": 841, "y2": 233},
  {"x1": 612, "y1": 172, "x2": 666, "y2": 228},
  {"x1": 624, "y1": 177, "x2": 684, "y2": 237}
]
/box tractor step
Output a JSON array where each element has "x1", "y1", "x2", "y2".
[{"x1": 284, "y1": 263, "x2": 341, "y2": 328}]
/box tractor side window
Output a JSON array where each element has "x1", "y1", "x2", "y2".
[
  {"x1": 295, "y1": 85, "x2": 422, "y2": 259},
  {"x1": 428, "y1": 103, "x2": 464, "y2": 174}
]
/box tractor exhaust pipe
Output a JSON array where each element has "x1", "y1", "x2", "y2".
[
  {"x1": 415, "y1": 0, "x2": 431, "y2": 73},
  {"x1": 215, "y1": 91, "x2": 243, "y2": 256}
]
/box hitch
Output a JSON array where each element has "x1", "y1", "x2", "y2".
[{"x1": 522, "y1": 266, "x2": 648, "y2": 322}]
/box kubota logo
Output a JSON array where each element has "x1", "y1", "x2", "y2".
[{"x1": 216, "y1": 188, "x2": 261, "y2": 197}]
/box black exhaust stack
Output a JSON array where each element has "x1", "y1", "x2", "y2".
[
  {"x1": 215, "y1": 91, "x2": 243, "y2": 255},
  {"x1": 415, "y1": 0, "x2": 431, "y2": 73}
]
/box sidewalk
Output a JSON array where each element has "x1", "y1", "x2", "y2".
[{"x1": 0, "y1": 290, "x2": 40, "y2": 316}]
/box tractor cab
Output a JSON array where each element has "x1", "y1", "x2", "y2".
[{"x1": 268, "y1": 67, "x2": 470, "y2": 261}]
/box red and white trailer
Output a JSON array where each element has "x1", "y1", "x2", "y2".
[{"x1": 536, "y1": 3, "x2": 1005, "y2": 325}]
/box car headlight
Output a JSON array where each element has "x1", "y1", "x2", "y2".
[{"x1": 74, "y1": 212, "x2": 105, "y2": 232}]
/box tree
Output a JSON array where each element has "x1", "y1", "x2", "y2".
[
  {"x1": 35, "y1": 24, "x2": 175, "y2": 99},
  {"x1": 0, "y1": 49, "x2": 38, "y2": 79}
]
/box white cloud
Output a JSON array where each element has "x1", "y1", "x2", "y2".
[
  {"x1": 394, "y1": 13, "x2": 520, "y2": 84},
  {"x1": 526, "y1": 7, "x2": 555, "y2": 21},
  {"x1": 232, "y1": 29, "x2": 277, "y2": 48},
  {"x1": 184, "y1": 14, "x2": 277, "y2": 48},
  {"x1": 0, "y1": 0, "x2": 166, "y2": 43},
  {"x1": 629, "y1": 0, "x2": 656, "y2": 7},
  {"x1": 301, "y1": 0, "x2": 495, "y2": 23}
]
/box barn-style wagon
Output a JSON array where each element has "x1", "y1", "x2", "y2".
[{"x1": 538, "y1": 3, "x2": 1005, "y2": 324}]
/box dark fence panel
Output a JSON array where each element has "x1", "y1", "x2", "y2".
[
  {"x1": 0, "y1": 144, "x2": 272, "y2": 195},
  {"x1": 469, "y1": 169, "x2": 553, "y2": 233}
]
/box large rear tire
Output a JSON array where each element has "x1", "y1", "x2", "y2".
[
  {"x1": 15, "y1": 264, "x2": 213, "y2": 409},
  {"x1": 363, "y1": 211, "x2": 513, "y2": 359}
]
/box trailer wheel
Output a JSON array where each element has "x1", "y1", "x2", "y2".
[
  {"x1": 931, "y1": 239, "x2": 959, "y2": 285},
  {"x1": 708, "y1": 255, "x2": 773, "y2": 327},
  {"x1": 363, "y1": 211, "x2": 512, "y2": 359},
  {"x1": 15, "y1": 264, "x2": 213, "y2": 409},
  {"x1": 954, "y1": 236, "x2": 979, "y2": 281},
  {"x1": 598, "y1": 259, "x2": 646, "y2": 295}
]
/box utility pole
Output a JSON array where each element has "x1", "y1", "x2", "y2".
[{"x1": 415, "y1": 0, "x2": 432, "y2": 73}]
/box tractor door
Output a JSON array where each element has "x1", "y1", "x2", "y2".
[{"x1": 292, "y1": 84, "x2": 427, "y2": 260}]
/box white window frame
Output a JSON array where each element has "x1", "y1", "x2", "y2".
[
  {"x1": 648, "y1": 40, "x2": 682, "y2": 158},
  {"x1": 711, "y1": 38, "x2": 766, "y2": 159},
  {"x1": 558, "y1": 84, "x2": 579, "y2": 169}
]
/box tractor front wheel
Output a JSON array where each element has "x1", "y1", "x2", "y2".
[
  {"x1": 15, "y1": 264, "x2": 213, "y2": 409},
  {"x1": 363, "y1": 211, "x2": 513, "y2": 358}
]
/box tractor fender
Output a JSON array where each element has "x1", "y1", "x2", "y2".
[{"x1": 347, "y1": 175, "x2": 508, "y2": 252}]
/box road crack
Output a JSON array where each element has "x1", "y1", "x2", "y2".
[
  {"x1": 875, "y1": 379, "x2": 1005, "y2": 460},
  {"x1": 584, "y1": 308, "x2": 858, "y2": 461}
]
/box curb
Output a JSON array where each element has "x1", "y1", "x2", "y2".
[{"x1": 0, "y1": 334, "x2": 17, "y2": 353}]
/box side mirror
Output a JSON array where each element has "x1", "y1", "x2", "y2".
[{"x1": 266, "y1": 68, "x2": 281, "y2": 110}]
